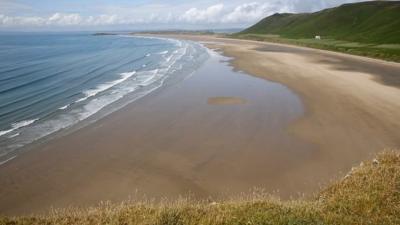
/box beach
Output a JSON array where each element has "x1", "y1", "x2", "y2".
[{"x1": 1, "y1": 35, "x2": 400, "y2": 215}]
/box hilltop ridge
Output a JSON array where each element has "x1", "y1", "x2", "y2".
[{"x1": 241, "y1": 1, "x2": 400, "y2": 44}]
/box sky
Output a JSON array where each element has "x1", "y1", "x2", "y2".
[{"x1": 0, "y1": 0, "x2": 368, "y2": 31}]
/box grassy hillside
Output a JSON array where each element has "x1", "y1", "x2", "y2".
[
  {"x1": 241, "y1": 1, "x2": 400, "y2": 44},
  {"x1": 234, "y1": 1, "x2": 400, "y2": 62},
  {"x1": 1, "y1": 151, "x2": 399, "y2": 225}
]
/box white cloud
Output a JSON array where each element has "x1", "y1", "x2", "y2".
[
  {"x1": 178, "y1": 2, "x2": 291, "y2": 25},
  {"x1": 0, "y1": 0, "x2": 369, "y2": 29},
  {"x1": 0, "y1": 14, "x2": 45, "y2": 26},
  {"x1": 219, "y1": 0, "x2": 364, "y2": 24},
  {"x1": 180, "y1": 4, "x2": 224, "y2": 23},
  {"x1": 0, "y1": 13, "x2": 124, "y2": 27},
  {"x1": 48, "y1": 13, "x2": 83, "y2": 26},
  {"x1": 86, "y1": 15, "x2": 119, "y2": 25},
  {"x1": 222, "y1": 2, "x2": 285, "y2": 24}
]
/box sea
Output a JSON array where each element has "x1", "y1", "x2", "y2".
[{"x1": 0, "y1": 32, "x2": 208, "y2": 163}]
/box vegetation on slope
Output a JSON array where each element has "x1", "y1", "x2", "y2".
[
  {"x1": 231, "y1": 33, "x2": 400, "y2": 62},
  {"x1": 241, "y1": 1, "x2": 400, "y2": 44},
  {"x1": 1, "y1": 150, "x2": 399, "y2": 225},
  {"x1": 234, "y1": 1, "x2": 400, "y2": 62}
]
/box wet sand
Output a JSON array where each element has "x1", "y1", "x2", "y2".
[
  {"x1": 171, "y1": 34, "x2": 400, "y2": 187},
  {"x1": 1, "y1": 35, "x2": 400, "y2": 215},
  {"x1": 0, "y1": 49, "x2": 309, "y2": 215}
]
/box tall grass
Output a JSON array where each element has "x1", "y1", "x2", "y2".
[{"x1": 1, "y1": 150, "x2": 399, "y2": 225}]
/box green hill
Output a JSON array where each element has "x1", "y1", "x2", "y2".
[{"x1": 241, "y1": 1, "x2": 400, "y2": 44}]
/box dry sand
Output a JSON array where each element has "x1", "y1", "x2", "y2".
[
  {"x1": 1, "y1": 34, "x2": 400, "y2": 215},
  {"x1": 172, "y1": 34, "x2": 400, "y2": 156}
]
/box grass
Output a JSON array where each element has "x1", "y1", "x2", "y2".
[
  {"x1": 235, "y1": 1, "x2": 400, "y2": 62},
  {"x1": 1, "y1": 150, "x2": 399, "y2": 225},
  {"x1": 229, "y1": 33, "x2": 400, "y2": 62},
  {"x1": 241, "y1": 2, "x2": 400, "y2": 44}
]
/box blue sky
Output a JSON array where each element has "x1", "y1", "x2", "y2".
[{"x1": 0, "y1": 0, "x2": 367, "y2": 30}]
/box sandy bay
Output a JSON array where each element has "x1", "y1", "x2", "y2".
[{"x1": 1, "y1": 35, "x2": 400, "y2": 215}]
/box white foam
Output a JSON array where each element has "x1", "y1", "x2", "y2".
[
  {"x1": 138, "y1": 76, "x2": 155, "y2": 87},
  {"x1": 136, "y1": 69, "x2": 158, "y2": 87},
  {"x1": 59, "y1": 104, "x2": 70, "y2": 110},
  {"x1": 164, "y1": 54, "x2": 174, "y2": 63},
  {"x1": 8, "y1": 133, "x2": 20, "y2": 138},
  {"x1": 76, "y1": 78, "x2": 164, "y2": 121},
  {"x1": 145, "y1": 53, "x2": 151, "y2": 57},
  {"x1": 0, "y1": 155, "x2": 17, "y2": 166},
  {"x1": 128, "y1": 35, "x2": 179, "y2": 45},
  {"x1": 157, "y1": 51, "x2": 169, "y2": 55},
  {"x1": 0, "y1": 119, "x2": 38, "y2": 137},
  {"x1": 76, "y1": 71, "x2": 136, "y2": 103},
  {"x1": 1, "y1": 36, "x2": 209, "y2": 155},
  {"x1": 161, "y1": 43, "x2": 189, "y2": 73}
]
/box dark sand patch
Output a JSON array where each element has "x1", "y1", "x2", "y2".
[{"x1": 207, "y1": 97, "x2": 246, "y2": 105}]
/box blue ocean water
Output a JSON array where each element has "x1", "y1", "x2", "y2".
[{"x1": 0, "y1": 32, "x2": 208, "y2": 161}]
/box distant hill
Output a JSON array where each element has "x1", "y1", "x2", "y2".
[{"x1": 241, "y1": 1, "x2": 400, "y2": 44}]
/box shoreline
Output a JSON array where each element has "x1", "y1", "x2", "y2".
[
  {"x1": 1, "y1": 34, "x2": 400, "y2": 215},
  {"x1": 143, "y1": 33, "x2": 400, "y2": 186},
  {"x1": 140, "y1": 33, "x2": 400, "y2": 66},
  {"x1": 0, "y1": 35, "x2": 208, "y2": 165},
  {"x1": 0, "y1": 46, "x2": 309, "y2": 215}
]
